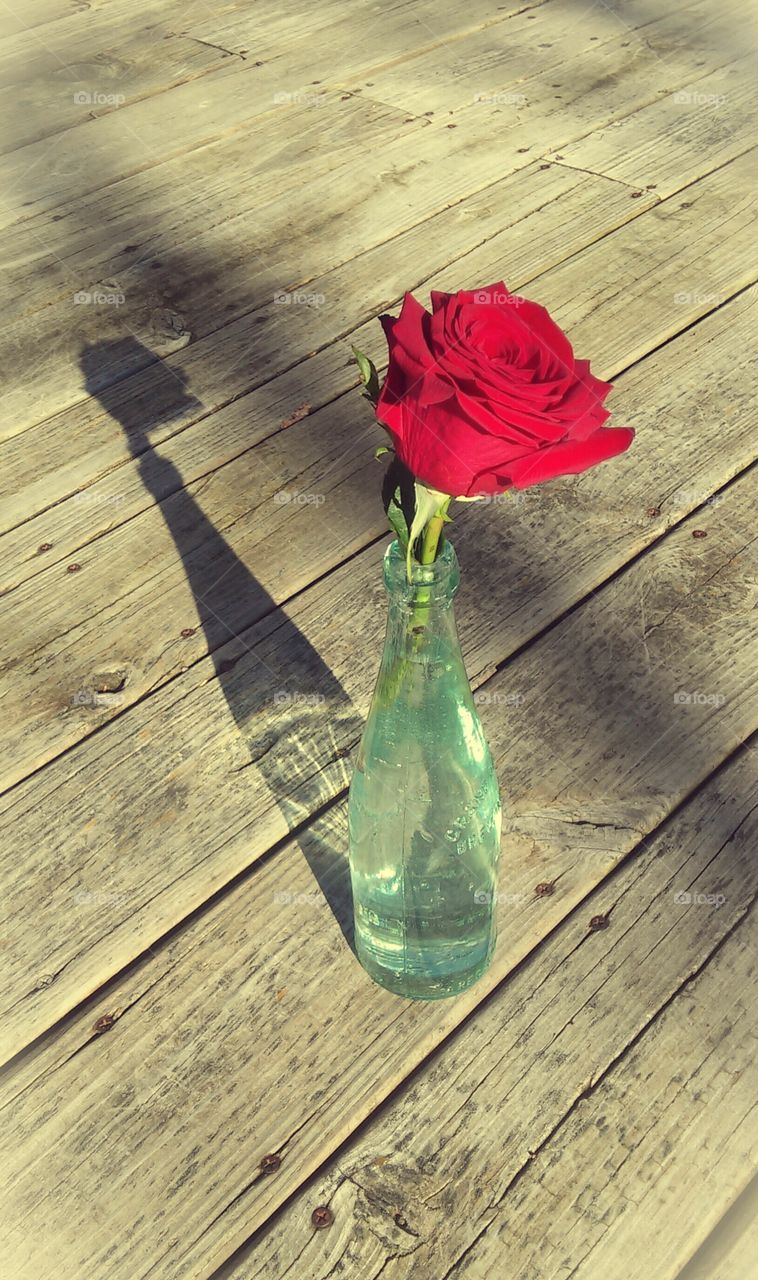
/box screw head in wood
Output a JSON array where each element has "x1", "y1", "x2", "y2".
[
  {"x1": 259, "y1": 1153, "x2": 282, "y2": 1175},
  {"x1": 692, "y1": 529, "x2": 708, "y2": 539},
  {"x1": 311, "y1": 1206, "x2": 334, "y2": 1230},
  {"x1": 180, "y1": 627, "x2": 196, "y2": 638},
  {"x1": 93, "y1": 1012, "x2": 117, "y2": 1034},
  {"x1": 589, "y1": 914, "x2": 610, "y2": 931},
  {"x1": 38, "y1": 543, "x2": 53, "y2": 553},
  {"x1": 67, "y1": 563, "x2": 82, "y2": 573},
  {"x1": 535, "y1": 881, "x2": 555, "y2": 897}
]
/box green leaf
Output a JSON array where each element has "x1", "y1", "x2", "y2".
[
  {"x1": 382, "y1": 456, "x2": 416, "y2": 549},
  {"x1": 352, "y1": 345, "x2": 381, "y2": 404},
  {"x1": 386, "y1": 494, "x2": 409, "y2": 548},
  {"x1": 382, "y1": 455, "x2": 414, "y2": 517},
  {"x1": 374, "y1": 445, "x2": 392, "y2": 461}
]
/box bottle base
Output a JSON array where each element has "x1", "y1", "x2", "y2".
[{"x1": 354, "y1": 937, "x2": 495, "y2": 1001}]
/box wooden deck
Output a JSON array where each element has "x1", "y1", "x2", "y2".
[{"x1": 1, "y1": 0, "x2": 756, "y2": 1275}]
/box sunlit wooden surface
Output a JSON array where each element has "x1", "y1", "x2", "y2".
[{"x1": 0, "y1": 1, "x2": 756, "y2": 1276}]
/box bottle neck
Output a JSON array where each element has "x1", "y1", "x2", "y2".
[
  {"x1": 382, "y1": 539, "x2": 460, "y2": 610},
  {"x1": 381, "y1": 539, "x2": 463, "y2": 666}
]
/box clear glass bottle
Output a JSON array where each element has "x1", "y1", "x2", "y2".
[{"x1": 348, "y1": 539, "x2": 501, "y2": 999}]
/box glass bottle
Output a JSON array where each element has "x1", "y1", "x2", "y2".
[{"x1": 348, "y1": 538, "x2": 502, "y2": 999}]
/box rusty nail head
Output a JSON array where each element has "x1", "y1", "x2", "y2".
[
  {"x1": 535, "y1": 881, "x2": 555, "y2": 897},
  {"x1": 646, "y1": 506, "x2": 660, "y2": 517},
  {"x1": 589, "y1": 914, "x2": 610, "y2": 931},
  {"x1": 692, "y1": 529, "x2": 708, "y2": 539},
  {"x1": 259, "y1": 1153, "x2": 282, "y2": 1174},
  {"x1": 38, "y1": 542, "x2": 53, "y2": 553},
  {"x1": 67, "y1": 563, "x2": 81, "y2": 573},
  {"x1": 180, "y1": 627, "x2": 196, "y2": 638},
  {"x1": 312, "y1": 1206, "x2": 334, "y2": 1229},
  {"x1": 93, "y1": 1013, "x2": 116, "y2": 1034},
  {"x1": 631, "y1": 191, "x2": 643, "y2": 198}
]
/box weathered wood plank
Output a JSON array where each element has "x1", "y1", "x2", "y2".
[
  {"x1": 0, "y1": 165, "x2": 753, "y2": 793},
  {"x1": 547, "y1": 57, "x2": 757, "y2": 195},
  {"x1": 0, "y1": 0, "x2": 542, "y2": 229},
  {"x1": 336, "y1": 0, "x2": 747, "y2": 117},
  {"x1": 0, "y1": 0, "x2": 91, "y2": 40},
  {"x1": 1, "y1": 163, "x2": 655, "y2": 588},
  {"x1": 0, "y1": 0, "x2": 534, "y2": 153},
  {"x1": 0, "y1": 161, "x2": 655, "y2": 538},
  {"x1": 0, "y1": 91, "x2": 418, "y2": 435},
  {"x1": 1, "y1": 715, "x2": 754, "y2": 1278},
  {"x1": 431, "y1": 942, "x2": 757, "y2": 1280},
  {"x1": 223, "y1": 753, "x2": 757, "y2": 1280},
  {"x1": 0, "y1": 0, "x2": 243, "y2": 155},
  {"x1": 677, "y1": 1179, "x2": 758, "y2": 1280},
  {"x1": 0, "y1": 0, "x2": 745, "y2": 437},
  {"x1": 0, "y1": 451, "x2": 754, "y2": 1066},
  {"x1": 4, "y1": 69, "x2": 754, "y2": 538}
]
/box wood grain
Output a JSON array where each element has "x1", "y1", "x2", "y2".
[
  {"x1": 0, "y1": 173, "x2": 754, "y2": 793},
  {"x1": 1, "y1": 3, "x2": 754, "y2": 1270},
  {"x1": 547, "y1": 56, "x2": 757, "y2": 194},
  {"x1": 0, "y1": 453, "x2": 754, "y2": 1064},
  {"x1": 0, "y1": 0, "x2": 545, "y2": 229},
  {"x1": 0, "y1": 0, "x2": 746, "y2": 437},
  {"x1": 2, "y1": 717, "x2": 754, "y2": 1278},
  {"x1": 225, "y1": 751, "x2": 757, "y2": 1280},
  {"x1": 0, "y1": 161, "x2": 656, "y2": 547}
]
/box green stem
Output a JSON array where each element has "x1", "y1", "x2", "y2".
[
  {"x1": 412, "y1": 498, "x2": 451, "y2": 647},
  {"x1": 375, "y1": 500, "x2": 454, "y2": 707},
  {"x1": 421, "y1": 511, "x2": 446, "y2": 565}
]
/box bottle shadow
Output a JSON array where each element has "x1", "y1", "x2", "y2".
[{"x1": 80, "y1": 338, "x2": 360, "y2": 950}]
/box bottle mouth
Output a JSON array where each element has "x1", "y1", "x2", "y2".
[{"x1": 383, "y1": 538, "x2": 460, "y2": 603}]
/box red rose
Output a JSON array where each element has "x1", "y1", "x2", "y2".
[{"x1": 376, "y1": 282, "x2": 634, "y2": 496}]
